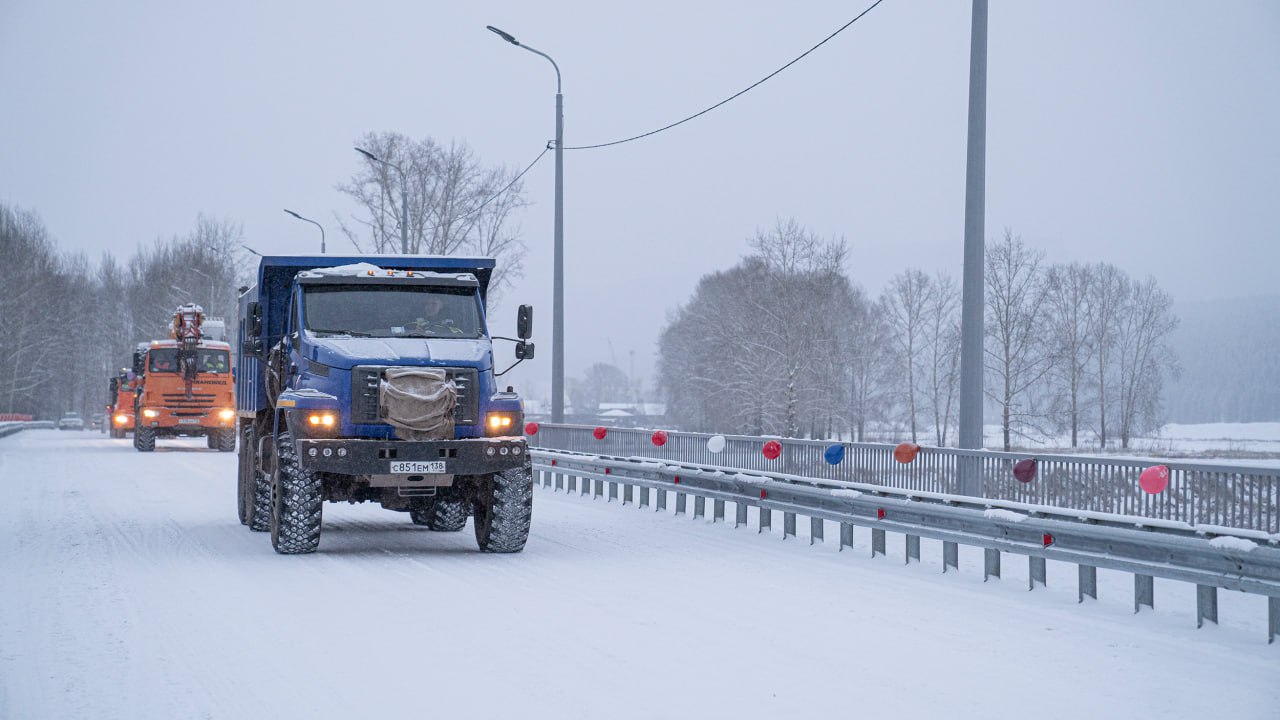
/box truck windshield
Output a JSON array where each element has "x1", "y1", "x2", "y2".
[
  {"x1": 147, "y1": 349, "x2": 230, "y2": 373},
  {"x1": 304, "y1": 285, "x2": 483, "y2": 339}
]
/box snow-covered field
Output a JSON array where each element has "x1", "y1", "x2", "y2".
[
  {"x1": 982, "y1": 422, "x2": 1280, "y2": 459},
  {"x1": 1, "y1": 429, "x2": 1277, "y2": 719}
]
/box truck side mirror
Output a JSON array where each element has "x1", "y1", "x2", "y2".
[
  {"x1": 243, "y1": 337, "x2": 264, "y2": 358},
  {"x1": 132, "y1": 351, "x2": 145, "y2": 374},
  {"x1": 248, "y1": 301, "x2": 263, "y2": 336},
  {"x1": 516, "y1": 341, "x2": 535, "y2": 360},
  {"x1": 516, "y1": 304, "x2": 533, "y2": 340}
]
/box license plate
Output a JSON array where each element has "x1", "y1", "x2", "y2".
[
  {"x1": 178, "y1": 418, "x2": 199, "y2": 425},
  {"x1": 390, "y1": 461, "x2": 446, "y2": 474}
]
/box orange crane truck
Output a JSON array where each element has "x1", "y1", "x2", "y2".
[
  {"x1": 107, "y1": 371, "x2": 140, "y2": 438},
  {"x1": 132, "y1": 304, "x2": 237, "y2": 452}
]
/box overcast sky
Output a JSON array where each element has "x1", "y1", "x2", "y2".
[{"x1": 2, "y1": 1, "x2": 1277, "y2": 403}]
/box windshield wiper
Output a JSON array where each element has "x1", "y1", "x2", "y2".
[{"x1": 310, "y1": 329, "x2": 374, "y2": 337}]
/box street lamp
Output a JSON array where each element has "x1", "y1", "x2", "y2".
[
  {"x1": 188, "y1": 267, "x2": 216, "y2": 313},
  {"x1": 354, "y1": 147, "x2": 409, "y2": 253},
  {"x1": 284, "y1": 209, "x2": 326, "y2": 254},
  {"x1": 488, "y1": 24, "x2": 565, "y2": 424}
]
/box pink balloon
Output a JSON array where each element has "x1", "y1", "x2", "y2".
[
  {"x1": 651, "y1": 430, "x2": 668, "y2": 446},
  {"x1": 1013, "y1": 458, "x2": 1037, "y2": 483},
  {"x1": 1139, "y1": 465, "x2": 1169, "y2": 494}
]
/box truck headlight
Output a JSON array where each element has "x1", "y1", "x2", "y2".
[
  {"x1": 306, "y1": 411, "x2": 337, "y2": 428},
  {"x1": 218, "y1": 409, "x2": 236, "y2": 422},
  {"x1": 485, "y1": 411, "x2": 522, "y2": 436},
  {"x1": 142, "y1": 409, "x2": 159, "y2": 419},
  {"x1": 114, "y1": 414, "x2": 128, "y2": 424}
]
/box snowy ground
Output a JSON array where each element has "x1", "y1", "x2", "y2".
[{"x1": 1, "y1": 429, "x2": 1277, "y2": 719}]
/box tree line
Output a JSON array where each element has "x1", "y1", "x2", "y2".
[{"x1": 657, "y1": 220, "x2": 1180, "y2": 451}]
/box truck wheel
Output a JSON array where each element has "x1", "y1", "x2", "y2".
[
  {"x1": 206, "y1": 434, "x2": 216, "y2": 449},
  {"x1": 411, "y1": 499, "x2": 468, "y2": 531},
  {"x1": 270, "y1": 432, "x2": 323, "y2": 554},
  {"x1": 237, "y1": 426, "x2": 254, "y2": 525},
  {"x1": 215, "y1": 428, "x2": 236, "y2": 452},
  {"x1": 472, "y1": 461, "x2": 533, "y2": 553},
  {"x1": 134, "y1": 426, "x2": 156, "y2": 452}
]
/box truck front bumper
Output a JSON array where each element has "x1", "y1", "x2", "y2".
[{"x1": 294, "y1": 436, "x2": 527, "y2": 476}]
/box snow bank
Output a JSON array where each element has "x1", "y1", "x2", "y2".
[
  {"x1": 984, "y1": 509, "x2": 1027, "y2": 523},
  {"x1": 1208, "y1": 536, "x2": 1257, "y2": 553}
]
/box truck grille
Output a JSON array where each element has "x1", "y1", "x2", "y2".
[
  {"x1": 161, "y1": 392, "x2": 216, "y2": 411},
  {"x1": 351, "y1": 366, "x2": 479, "y2": 426}
]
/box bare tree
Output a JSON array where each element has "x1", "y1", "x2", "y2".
[
  {"x1": 845, "y1": 295, "x2": 896, "y2": 441},
  {"x1": 337, "y1": 132, "x2": 529, "y2": 301},
  {"x1": 1042, "y1": 262, "x2": 1096, "y2": 447},
  {"x1": 984, "y1": 229, "x2": 1051, "y2": 451},
  {"x1": 1114, "y1": 276, "x2": 1179, "y2": 448},
  {"x1": 882, "y1": 269, "x2": 931, "y2": 443},
  {"x1": 1086, "y1": 263, "x2": 1127, "y2": 448},
  {"x1": 569, "y1": 363, "x2": 630, "y2": 417},
  {"x1": 923, "y1": 272, "x2": 961, "y2": 446}
]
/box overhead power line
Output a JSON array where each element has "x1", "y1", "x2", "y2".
[{"x1": 563, "y1": 0, "x2": 887, "y2": 151}]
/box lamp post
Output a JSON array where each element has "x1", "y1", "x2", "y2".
[
  {"x1": 487, "y1": 24, "x2": 565, "y2": 424},
  {"x1": 354, "y1": 147, "x2": 409, "y2": 253},
  {"x1": 284, "y1": 209, "x2": 326, "y2": 254}
]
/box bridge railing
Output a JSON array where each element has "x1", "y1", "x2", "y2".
[{"x1": 530, "y1": 424, "x2": 1280, "y2": 535}]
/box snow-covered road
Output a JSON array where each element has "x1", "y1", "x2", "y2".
[{"x1": 2, "y1": 429, "x2": 1276, "y2": 719}]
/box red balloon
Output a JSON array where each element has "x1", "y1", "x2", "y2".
[
  {"x1": 651, "y1": 430, "x2": 668, "y2": 446},
  {"x1": 592, "y1": 426, "x2": 608, "y2": 440},
  {"x1": 762, "y1": 440, "x2": 782, "y2": 460},
  {"x1": 1013, "y1": 458, "x2": 1037, "y2": 483},
  {"x1": 893, "y1": 442, "x2": 920, "y2": 464},
  {"x1": 1139, "y1": 465, "x2": 1169, "y2": 494},
  {"x1": 524, "y1": 422, "x2": 539, "y2": 435}
]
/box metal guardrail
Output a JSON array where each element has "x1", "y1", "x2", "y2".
[
  {"x1": 531, "y1": 425, "x2": 1280, "y2": 535},
  {"x1": 532, "y1": 448, "x2": 1280, "y2": 643},
  {"x1": 0, "y1": 421, "x2": 55, "y2": 438}
]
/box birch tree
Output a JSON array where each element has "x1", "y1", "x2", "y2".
[{"x1": 984, "y1": 229, "x2": 1051, "y2": 451}]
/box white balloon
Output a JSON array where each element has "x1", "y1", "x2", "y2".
[{"x1": 707, "y1": 435, "x2": 726, "y2": 453}]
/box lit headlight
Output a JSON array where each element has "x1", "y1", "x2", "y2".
[
  {"x1": 218, "y1": 409, "x2": 236, "y2": 421},
  {"x1": 114, "y1": 414, "x2": 128, "y2": 424},
  {"x1": 306, "y1": 412, "x2": 337, "y2": 428},
  {"x1": 486, "y1": 412, "x2": 521, "y2": 436},
  {"x1": 142, "y1": 409, "x2": 159, "y2": 419}
]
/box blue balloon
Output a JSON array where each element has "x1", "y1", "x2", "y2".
[{"x1": 823, "y1": 444, "x2": 845, "y2": 465}]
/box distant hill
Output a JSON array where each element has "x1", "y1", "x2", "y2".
[{"x1": 1165, "y1": 295, "x2": 1280, "y2": 422}]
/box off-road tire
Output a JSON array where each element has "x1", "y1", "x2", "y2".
[
  {"x1": 237, "y1": 426, "x2": 255, "y2": 525},
  {"x1": 206, "y1": 434, "x2": 216, "y2": 449},
  {"x1": 270, "y1": 432, "x2": 323, "y2": 554},
  {"x1": 411, "y1": 499, "x2": 468, "y2": 531},
  {"x1": 472, "y1": 461, "x2": 533, "y2": 553},
  {"x1": 134, "y1": 425, "x2": 156, "y2": 452},
  {"x1": 215, "y1": 428, "x2": 236, "y2": 452}
]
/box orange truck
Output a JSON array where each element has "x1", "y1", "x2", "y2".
[
  {"x1": 107, "y1": 372, "x2": 140, "y2": 438},
  {"x1": 132, "y1": 305, "x2": 237, "y2": 452}
]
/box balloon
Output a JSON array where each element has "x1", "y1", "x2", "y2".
[
  {"x1": 524, "y1": 422, "x2": 539, "y2": 435},
  {"x1": 651, "y1": 430, "x2": 668, "y2": 446},
  {"x1": 762, "y1": 440, "x2": 782, "y2": 460},
  {"x1": 707, "y1": 435, "x2": 726, "y2": 453},
  {"x1": 1013, "y1": 458, "x2": 1037, "y2": 483},
  {"x1": 1139, "y1": 465, "x2": 1169, "y2": 494},
  {"x1": 823, "y1": 444, "x2": 845, "y2": 465},
  {"x1": 893, "y1": 442, "x2": 920, "y2": 464},
  {"x1": 592, "y1": 426, "x2": 608, "y2": 440}
]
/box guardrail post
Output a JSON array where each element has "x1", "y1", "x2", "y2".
[
  {"x1": 759, "y1": 508, "x2": 772, "y2": 533},
  {"x1": 943, "y1": 542, "x2": 959, "y2": 573},
  {"x1": 623, "y1": 484, "x2": 633, "y2": 505},
  {"x1": 1134, "y1": 574, "x2": 1154, "y2": 613},
  {"x1": 905, "y1": 535, "x2": 920, "y2": 564},
  {"x1": 567, "y1": 475, "x2": 576, "y2": 494},
  {"x1": 656, "y1": 488, "x2": 667, "y2": 512},
  {"x1": 1196, "y1": 585, "x2": 1218, "y2": 628},
  {"x1": 735, "y1": 503, "x2": 747, "y2": 528},
  {"x1": 811, "y1": 517, "x2": 823, "y2": 545},
  {"x1": 639, "y1": 486, "x2": 649, "y2": 508},
  {"x1": 581, "y1": 476, "x2": 589, "y2": 496},
  {"x1": 839, "y1": 522, "x2": 854, "y2": 550},
  {"x1": 675, "y1": 492, "x2": 687, "y2": 516},
  {"x1": 608, "y1": 481, "x2": 618, "y2": 503},
  {"x1": 1078, "y1": 565, "x2": 1098, "y2": 603},
  {"x1": 871, "y1": 528, "x2": 886, "y2": 557},
  {"x1": 1270, "y1": 597, "x2": 1278, "y2": 644},
  {"x1": 555, "y1": 472, "x2": 563, "y2": 492},
  {"x1": 593, "y1": 478, "x2": 602, "y2": 499},
  {"x1": 984, "y1": 549, "x2": 1001, "y2": 581},
  {"x1": 713, "y1": 499, "x2": 725, "y2": 523},
  {"x1": 1029, "y1": 556, "x2": 1046, "y2": 590},
  {"x1": 693, "y1": 496, "x2": 705, "y2": 519},
  {"x1": 783, "y1": 512, "x2": 796, "y2": 540}
]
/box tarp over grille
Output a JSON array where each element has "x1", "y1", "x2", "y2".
[{"x1": 378, "y1": 368, "x2": 457, "y2": 441}]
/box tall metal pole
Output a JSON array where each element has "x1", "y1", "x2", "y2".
[
  {"x1": 284, "y1": 209, "x2": 326, "y2": 254},
  {"x1": 552, "y1": 90, "x2": 565, "y2": 423},
  {"x1": 486, "y1": 25, "x2": 565, "y2": 423},
  {"x1": 399, "y1": 167, "x2": 410, "y2": 254},
  {"x1": 958, "y1": 0, "x2": 988, "y2": 497}
]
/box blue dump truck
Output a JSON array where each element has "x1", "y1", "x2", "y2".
[{"x1": 235, "y1": 255, "x2": 535, "y2": 554}]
